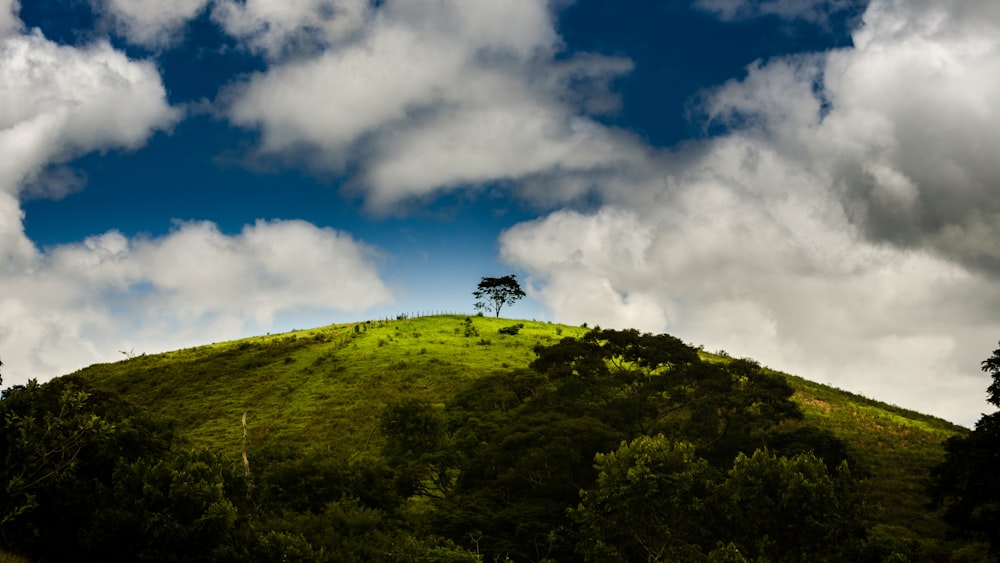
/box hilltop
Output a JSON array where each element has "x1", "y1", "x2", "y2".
[{"x1": 74, "y1": 316, "x2": 596, "y2": 451}]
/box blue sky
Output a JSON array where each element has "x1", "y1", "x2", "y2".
[{"x1": 2, "y1": 0, "x2": 999, "y2": 426}]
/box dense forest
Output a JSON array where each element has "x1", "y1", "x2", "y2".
[{"x1": 1, "y1": 319, "x2": 995, "y2": 562}]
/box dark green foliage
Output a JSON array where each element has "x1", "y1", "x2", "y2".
[
  {"x1": 253, "y1": 448, "x2": 399, "y2": 514},
  {"x1": 574, "y1": 437, "x2": 870, "y2": 563},
  {"x1": 472, "y1": 275, "x2": 526, "y2": 317},
  {"x1": 933, "y1": 418, "x2": 1000, "y2": 554},
  {"x1": 439, "y1": 412, "x2": 625, "y2": 560},
  {"x1": 527, "y1": 330, "x2": 801, "y2": 461},
  {"x1": 462, "y1": 316, "x2": 479, "y2": 337},
  {"x1": 0, "y1": 377, "x2": 174, "y2": 560},
  {"x1": 0, "y1": 378, "x2": 259, "y2": 562},
  {"x1": 984, "y1": 342, "x2": 1000, "y2": 408},
  {"x1": 401, "y1": 329, "x2": 816, "y2": 561},
  {"x1": 380, "y1": 399, "x2": 455, "y2": 498},
  {"x1": 498, "y1": 323, "x2": 524, "y2": 335},
  {"x1": 0, "y1": 377, "x2": 472, "y2": 562},
  {"x1": 716, "y1": 449, "x2": 868, "y2": 562},
  {"x1": 931, "y1": 341, "x2": 1000, "y2": 554},
  {"x1": 573, "y1": 436, "x2": 715, "y2": 562},
  {"x1": 83, "y1": 448, "x2": 242, "y2": 562},
  {"x1": 765, "y1": 426, "x2": 857, "y2": 472}
]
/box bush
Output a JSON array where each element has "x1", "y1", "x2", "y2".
[
  {"x1": 462, "y1": 318, "x2": 479, "y2": 338},
  {"x1": 498, "y1": 323, "x2": 524, "y2": 336}
]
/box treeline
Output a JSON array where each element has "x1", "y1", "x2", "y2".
[{"x1": 0, "y1": 329, "x2": 976, "y2": 561}]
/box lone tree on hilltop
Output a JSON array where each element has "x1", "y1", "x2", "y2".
[{"x1": 473, "y1": 275, "x2": 525, "y2": 318}]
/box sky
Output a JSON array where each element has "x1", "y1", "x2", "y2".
[{"x1": 2, "y1": 0, "x2": 999, "y2": 427}]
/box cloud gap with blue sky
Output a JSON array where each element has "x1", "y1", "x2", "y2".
[{"x1": 2, "y1": 0, "x2": 999, "y2": 426}]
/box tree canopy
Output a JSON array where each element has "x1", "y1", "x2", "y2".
[
  {"x1": 472, "y1": 275, "x2": 525, "y2": 317},
  {"x1": 931, "y1": 341, "x2": 1000, "y2": 554},
  {"x1": 984, "y1": 341, "x2": 1000, "y2": 408}
]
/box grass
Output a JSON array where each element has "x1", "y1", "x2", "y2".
[
  {"x1": 71, "y1": 314, "x2": 969, "y2": 554},
  {"x1": 77, "y1": 315, "x2": 589, "y2": 457},
  {"x1": 781, "y1": 371, "x2": 965, "y2": 553}
]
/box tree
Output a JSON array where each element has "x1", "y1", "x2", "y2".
[
  {"x1": 83, "y1": 448, "x2": 242, "y2": 562},
  {"x1": 572, "y1": 435, "x2": 714, "y2": 562},
  {"x1": 717, "y1": 449, "x2": 868, "y2": 563},
  {"x1": 984, "y1": 340, "x2": 1000, "y2": 408},
  {"x1": 472, "y1": 275, "x2": 525, "y2": 318},
  {"x1": 380, "y1": 399, "x2": 455, "y2": 498},
  {"x1": 0, "y1": 377, "x2": 175, "y2": 560},
  {"x1": 931, "y1": 341, "x2": 1000, "y2": 554}
]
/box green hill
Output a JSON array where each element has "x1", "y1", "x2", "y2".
[
  {"x1": 75, "y1": 316, "x2": 595, "y2": 452},
  {"x1": 4, "y1": 314, "x2": 986, "y2": 561}
]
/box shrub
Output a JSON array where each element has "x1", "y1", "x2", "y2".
[
  {"x1": 463, "y1": 318, "x2": 479, "y2": 338},
  {"x1": 498, "y1": 323, "x2": 524, "y2": 336}
]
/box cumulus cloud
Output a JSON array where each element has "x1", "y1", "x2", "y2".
[
  {"x1": 212, "y1": 0, "x2": 371, "y2": 58},
  {"x1": 222, "y1": 0, "x2": 643, "y2": 209},
  {"x1": 502, "y1": 158, "x2": 1000, "y2": 425},
  {"x1": 91, "y1": 0, "x2": 210, "y2": 47},
  {"x1": 0, "y1": 27, "x2": 393, "y2": 387},
  {"x1": 0, "y1": 29, "x2": 179, "y2": 274},
  {"x1": 702, "y1": 0, "x2": 1000, "y2": 275},
  {"x1": 0, "y1": 220, "x2": 391, "y2": 386},
  {"x1": 0, "y1": 31, "x2": 181, "y2": 196},
  {"x1": 500, "y1": 0, "x2": 1000, "y2": 425}
]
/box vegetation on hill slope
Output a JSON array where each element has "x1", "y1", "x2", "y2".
[
  {"x1": 0, "y1": 315, "x2": 988, "y2": 561},
  {"x1": 77, "y1": 316, "x2": 592, "y2": 453}
]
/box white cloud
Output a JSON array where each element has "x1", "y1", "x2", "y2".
[
  {"x1": 226, "y1": 25, "x2": 466, "y2": 156},
  {"x1": 502, "y1": 207, "x2": 669, "y2": 330},
  {"x1": 702, "y1": 0, "x2": 1000, "y2": 274},
  {"x1": 0, "y1": 28, "x2": 178, "y2": 272},
  {"x1": 501, "y1": 171, "x2": 1000, "y2": 426},
  {"x1": 0, "y1": 31, "x2": 181, "y2": 194},
  {"x1": 0, "y1": 28, "x2": 393, "y2": 389},
  {"x1": 212, "y1": 0, "x2": 371, "y2": 59},
  {"x1": 0, "y1": 0, "x2": 20, "y2": 38},
  {"x1": 93, "y1": 0, "x2": 210, "y2": 47},
  {"x1": 500, "y1": 0, "x2": 1000, "y2": 426},
  {"x1": 222, "y1": 0, "x2": 641, "y2": 209},
  {"x1": 129, "y1": 220, "x2": 391, "y2": 323},
  {"x1": 363, "y1": 69, "x2": 638, "y2": 206},
  {"x1": 0, "y1": 219, "x2": 392, "y2": 388}
]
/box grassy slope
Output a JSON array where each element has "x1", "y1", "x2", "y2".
[
  {"x1": 73, "y1": 315, "x2": 967, "y2": 550},
  {"x1": 77, "y1": 316, "x2": 590, "y2": 455},
  {"x1": 781, "y1": 372, "x2": 965, "y2": 550}
]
